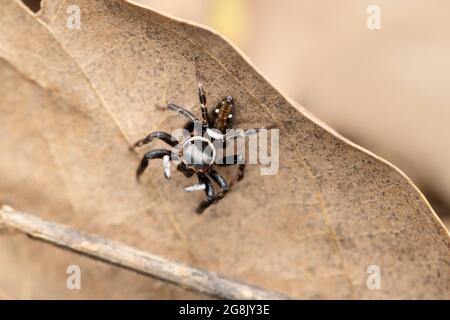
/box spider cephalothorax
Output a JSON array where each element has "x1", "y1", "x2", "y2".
[
  {"x1": 178, "y1": 136, "x2": 216, "y2": 173},
  {"x1": 131, "y1": 62, "x2": 271, "y2": 213}
]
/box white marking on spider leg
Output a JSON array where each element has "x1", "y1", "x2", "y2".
[
  {"x1": 163, "y1": 155, "x2": 171, "y2": 179},
  {"x1": 184, "y1": 184, "x2": 206, "y2": 192},
  {"x1": 224, "y1": 128, "x2": 259, "y2": 140},
  {"x1": 206, "y1": 128, "x2": 225, "y2": 140}
]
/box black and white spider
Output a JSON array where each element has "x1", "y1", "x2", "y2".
[{"x1": 131, "y1": 62, "x2": 272, "y2": 213}]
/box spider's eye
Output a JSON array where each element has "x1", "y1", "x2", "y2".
[
  {"x1": 228, "y1": 114, "x2": 233, "y2": 119},
  {"x1": 226, "y1": 96, "x2": 233, "y2": 103},
  {"x1": 215, "y1": 109, "x2": 220, "y2": 113}
]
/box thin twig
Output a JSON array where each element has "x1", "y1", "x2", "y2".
[{"x1": 0, "y1": 205, "x2": 292, "y2": 300}]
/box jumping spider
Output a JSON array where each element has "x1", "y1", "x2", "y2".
[{"x1": 131, "y1": 62, "x2": 272, "y2": 213}]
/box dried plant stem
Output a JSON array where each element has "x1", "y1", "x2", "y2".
[{"x1": 0, "y1": 205, "x2": 291, "y2": 300}]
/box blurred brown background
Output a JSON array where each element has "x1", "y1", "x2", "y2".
[{"x1": 138, "y1": 0, "x2": 450, "y2": 226}]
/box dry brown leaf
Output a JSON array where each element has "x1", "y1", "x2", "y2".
[{"x1": 0, "y1": 0, "x2": 449, "y2": 299}]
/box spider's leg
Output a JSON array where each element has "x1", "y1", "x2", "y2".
[
  {"x1": 196, "y1": 174, "x2": 215, "y2": 214},
  {"x1": 236, "y1": 164, "x2": 246, "y2": 181},
  {"x1": 208, "y1": 169, "x2": 229, "y2": 200},
  {"x1": 131, "y1": 131, "x2": 178, "y2": 149},
  {"x1": 167, "y1": 103, "x2": 198, "y2": 123},
  {"x1": 216, "y1": 155, "x2": 246, "y2": 182},
  {"x1": 177, "y1": 162, "x2": 194, "y2": 177},
  {"x1": 194, "y1": 58, "x2": 209, "y2": 129},
  {"x1": 216, "y1": 154, "x2": 241, "y2": 165},
  {"x1": 222, "y1": 125, "x2": 277, "y2": 141},
  {"x1": 136, "y1": 149, "x2": 172, "y2": 181},
  {"x1": 183, "y1": 121, "x2": 195, "y2": 133}
]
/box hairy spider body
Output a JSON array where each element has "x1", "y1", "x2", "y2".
[
  {"x1": 179, "y1": 136, "x2": 216, "y2": 173},
  {"x1": 132, "y1": 62, "x2": 270, "y2": 213}
]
